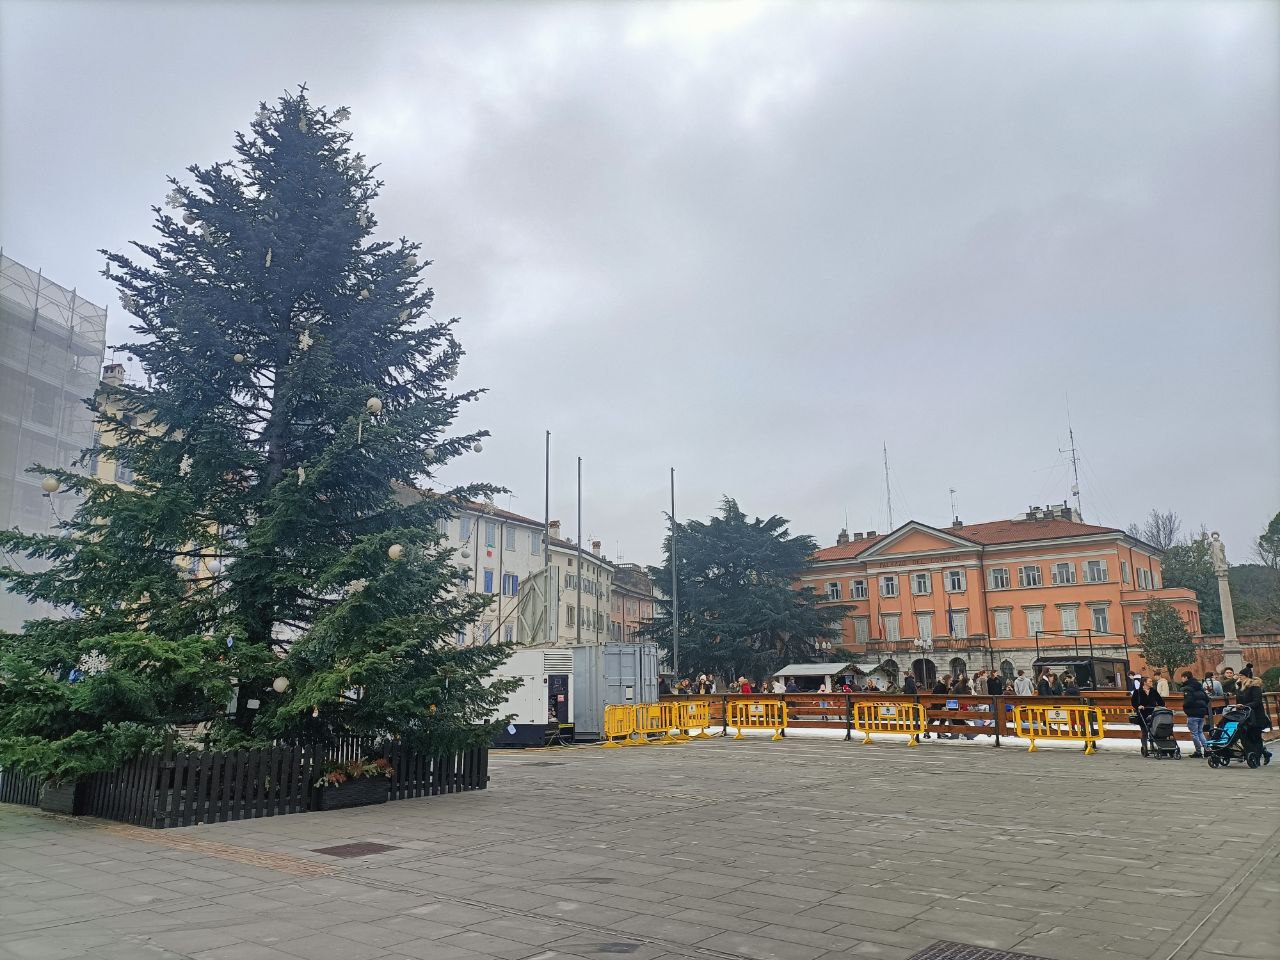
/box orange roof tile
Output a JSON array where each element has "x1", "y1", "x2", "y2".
[{"x1": 811, "y1": 516, "x2": 1121, "y2": 561}]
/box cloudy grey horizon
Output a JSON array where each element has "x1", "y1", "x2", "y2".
[{"x1": 3, "y1": 0, "x2": 1277, "y2": 568}]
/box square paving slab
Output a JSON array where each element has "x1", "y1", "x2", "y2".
[{"x1": 1, "y1": 734, "x2": 1276, "y2": 960}]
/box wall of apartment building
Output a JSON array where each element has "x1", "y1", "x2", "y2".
[
  {"x1": 0, "y1": 254, "x2": 107, "y2": 632},
  {"x1": 804, "y1": 526, "x2": 1200, "y2": 677}
]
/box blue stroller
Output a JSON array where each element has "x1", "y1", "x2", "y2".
[{"x1": 1205, "y1": 705, "x2": 1263, "y2": 769}]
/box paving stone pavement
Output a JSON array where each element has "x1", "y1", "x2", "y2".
[{"x1": 1, "y1": 735, "x2": 1277, "y2": 960}]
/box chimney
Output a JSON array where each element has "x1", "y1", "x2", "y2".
[
  {"x1": 549, "y1": 520, "x2": 561, "y2": 540},
  {"x1": 852, "y1": 532, "x2": 864, "y2": 541},
  {"x1": 592, "y1": 539, "x2": 601, "y2": 556},
  {"x1": 102, "y1": 363, "x2": 126, "y2": 387},
  {"x1": 836, "y1": 528, "x2": 850, "y2": 546},
  {"x1": 951, "y1": 518, "x2": 963, "y2": 529}
]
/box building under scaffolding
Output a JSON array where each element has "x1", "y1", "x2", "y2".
[{"x1": 0, "y1": 252, "x2": 108, "y2": 632}]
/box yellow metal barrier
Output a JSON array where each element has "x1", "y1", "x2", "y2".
[
  {"x1": 852, "y1": 701, "x2": 927, "y2": 746},
  {"x1": 1013, "y1": 704, "x2": 1105, "y2": 755},
  {"x1": 672, "y1": 699, "x2": 715, "y2": 739},
  {"x1": 728, "y1": 699, "x2": 787, "y2": 741},
  {"x1": 660, "y1": 701, "x2": 691, "y2": 742},
  {"x1": 600, "y1": 704, "x2": 636, "y2": 748},
  {"x1": 634, "y1": 702, "x2": 679, "y2": 744}
]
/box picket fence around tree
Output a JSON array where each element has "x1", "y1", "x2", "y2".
[{"x1": 0, "y1": 736, "x2": 488, "y2": 828}]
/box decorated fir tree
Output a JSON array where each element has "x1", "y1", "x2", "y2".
[{"x1": 0, "y1": 88, "x2": 513, "y2": 781}]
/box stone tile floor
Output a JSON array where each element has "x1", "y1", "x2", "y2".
[{"x1": 1, "y1": 734, "x2": 1276, "y2": 960}]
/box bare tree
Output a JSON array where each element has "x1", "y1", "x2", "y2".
[{"x1": 1128, "y1": 509, "x2": 1181, "y2": 551}]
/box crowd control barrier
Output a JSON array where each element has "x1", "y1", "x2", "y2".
[
  {"x1": 671, "y1": 699, "x2": 715, "y2": 739},
  {"x1": 852, "y1": 700, "x2": 928, "y2": 746},
  {"x1": 659, "y1": 702, "x2": 692, "y2": 742},
  {"x1": 1013, "y1": 704, "x2": 1105, "y2": 755},
  {"x1": 600, "y1": 704, "x2": 637, "y2": 748},
  {"x1": 728, "y1": 699, "x2": 787, "y2": 741},
  {"x1": 634, "y1": 703, "x2": 679, "y2": 744}
]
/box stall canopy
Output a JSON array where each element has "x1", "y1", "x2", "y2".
[{"x1": 773, "y1": 661, "x2": 889, "y2": 678}]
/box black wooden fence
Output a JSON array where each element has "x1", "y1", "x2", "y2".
[{"x1": 0, "y1": 738, "x2": 488, "y2": 829}]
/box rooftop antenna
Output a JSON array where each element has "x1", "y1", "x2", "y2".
[
  {"x1": 949, "y1": 487, "x2": 958, "y2": 523},
  {"x1": 883, "y1": 442, "x2": 894, "y2": 529},
  {"x1": 1059, "y1": 400, "x2": 1083, "y2": 520}
]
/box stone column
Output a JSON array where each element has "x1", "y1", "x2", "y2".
[{"x1": 1210, "y1": 531, "x2": 1243, "y2": 671}]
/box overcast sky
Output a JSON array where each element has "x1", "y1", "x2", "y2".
[{"x1": 3, "y1": 0, "x2": 1277, "y2": 567}]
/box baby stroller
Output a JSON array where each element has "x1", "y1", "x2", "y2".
[
  {"x1": 1205, "y1": 705, "x2": 1264, "y2": 769},
  {"x1": 1136, "y1": 707, "x2": 1181, "y2": 759}
]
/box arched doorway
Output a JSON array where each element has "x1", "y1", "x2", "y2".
[
  {"x1": 1000, "y1": 659, "x2": 1016, "y2": 681},
  {"x1": 949, "y1": 657, "x2": 967, "y2": 678},
  {"x1": 881, "y1": 659, "x2": 900, "y2": 687},
  {"x1": 910, "y1": 658, "x2": 936, "y2": 686}
]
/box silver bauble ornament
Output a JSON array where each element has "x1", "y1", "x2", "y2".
[
  {"x1": 388, "y1": 543, "x2": 404, "y2": 561},
  {"x1": 40, "y1": 476, "x2": 59, "y2": 493}
]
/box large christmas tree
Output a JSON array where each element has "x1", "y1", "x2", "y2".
[{"x1": 0, "y1": 88, "x2": 512, "y2": 781}]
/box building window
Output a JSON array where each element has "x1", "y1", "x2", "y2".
[
  {"x1": 502, "y1": 572, "x2": 519, "y2": 597},
  {"x1": 826, "y1": 582, "x2": 841, "y2": 601},
  {"x1": 1091, "y1": 606, "x2": 1109, "y2": 633},
  {"x1": 484, "y1": 520, "x2": 496, "y2": 548},
  {"x1": 912, "y1": 572, "x2": 931, "y2": 596},
  {"x1": 1018, "y1": 565, "x2": 1042, "y2": 588},
  {"x1": 456, "y1": 629, "x2": 466, "y2": 647},
  {"x1": 436, "y1": 517, "x2": 449, "y2": 536},
  {"x1": 481, "y1": 622, "x2": 492, "y2": 644},
  {"x1": 1152, "y1": 569, "x2": 1161, "y2": 588},
  {"x1": 566, "y1": 606, "x2": 575, "y2": 627},
  {"x1": 916, "y1": 613, "x2": 933, "y2": 642},
  {"x1": 988, "y1": 567, "x2": 1010, "y2": 590},
  {"x1": 852, "y1": 579, "x2": 868, "y2": 599},
  {"x1": 114, "y1": 462, "x2": 135, "y2": 485},
  {"x1": 1121, "y1": 560, "x2": 1130, "y2": 584},
  {"x1": 460, "y1": 516, "x2": 473, "y2": 541},
  {"x1": 1131, "y1": 612, "x2": 1145, "y2": 636},
  {"x1": 994, "y1": 609, "x2": 1012, "y2": 639},
  {"x1": 504, "y1": 623, "x2": 514, "y2": 643},
  {"x1": 504, "y1": 527, "x2": 516, "y2": 550},
  {"x1": 1084, "y1": 559, "x2": 1108, "y2": 583},
  {"x1": 1051, "y1": 562, "x2": 1075, "y2": 585},
  {"x1": 482, "y1": 569, "x2": 495, "y2": 593},
  {"x1": 946, "y1": 569, "x2": 966, "y2": 592},
  {"x1": 853, "y1": 617, "x2": 870, "y2": 644},
  {"x1": 950, "y1": 610, "x2": 968, "y2": 638},
  {"x1": 1025, "y1": 608, "x2": 1044, "y2": 637},
  {"x1": 884, "y1": 614, "x2": 900, "y2": 643},
  {"x1": 879, "y1": 575, "x2": 898, "y2": 598},
  {"x1": 531, "y1": 531, "x2": 541, "y2": 555},
  {"x1": 1059, "y1": 605, "x2": 1078, "y2": 634}
]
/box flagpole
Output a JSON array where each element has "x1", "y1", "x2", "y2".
[
  {"x1": 576, "y1": 456, "x2": 583, "y2": 646},
  {"x1": 670, "y1": 467, "x2": 679, "y2": 683},
  {"x1": 544, "y1": 430, "x2": 552, "y2": 647}
]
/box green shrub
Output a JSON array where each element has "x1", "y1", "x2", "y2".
[{"x1": 1262, "y1": 666, "x2": 1280, "y2": 692}]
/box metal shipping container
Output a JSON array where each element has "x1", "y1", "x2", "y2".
[{"x1": 570, "y1": 642, "x2": 660, "y2": 741}]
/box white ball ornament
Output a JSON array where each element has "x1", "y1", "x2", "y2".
[
  {"x1": 233, "y1": 353, "x2": 246, "y2": 364},
  {"x1": 472, "y1": 442, "x2": 483, "y2": 453},
  {"x1": 41, "y1": 476, "x2": 59, "y2": 493},
  {"x1": 366, "y1": 397, "x2": 383, "y2": 415},
  {"x1": 183, "y1": 212, "x2": 198, "y2": 225},
  {"x1": 460, "y1": 548, "x2": 471, "y2": 560},
  {"x1": 272, "y1": 676, "x2": 289, "y2": 694},
  {"x1": 388, "y1": 543, "x2": 404, "y2": 561},
  {"x1": 406, "y1": 254, "x2": 417, "y2": 268},
  {"x1": 359, "y1": 288, "x2": 371, "y2": 300}
]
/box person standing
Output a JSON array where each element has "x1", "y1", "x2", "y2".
[
  {"x1": 1036, "y1": 670, "x2": 1053, "y2": 696},
  {"x1": 738, "y1": 677, "x2": 752, "y2": 694},
  {"x1": 1062, "y1": 673, "x2": 1081, "y2": 696},
  {"x1": 1014, "y1": 670, "x2": 1034, "y2": 697},
  {"x1": 1155, "y1": 674, "x2": 1171, "y2": 698},
  {"x1": 987, "y1": 671, "x2": 1004, "y2": 696},
  {"x1": 784, "y1": 677, "x2": 798, "y2": 693},
  {"x1": 1237, "y1": 676, "x2": 1273, "y2": 765},
  {"x1": 1180, "y1": 671, "x2": 1210, "y2": 758},
  {"x1": 1131, "y1": 676, "x2": 1165, "y2": 758},
  {"x1": 1203, "y1": 671, "x2": 1223, "y2": 698},
  {"x1": 1221, "y1": 667, "x2": 1239, "y2": 697},
  {"x1": 771, "y1": 677, "x2": 786, "y2": 694},
  {"x1": 903, "y1": 673, "x2": 918, "y2": 695}
]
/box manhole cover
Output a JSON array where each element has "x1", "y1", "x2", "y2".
[
  {"x1": 312, "y1": 842, "x2": 400, "y2": 858},
  {"x1": 909, "y1": 942, "x2": 1049, "y2": 960}
]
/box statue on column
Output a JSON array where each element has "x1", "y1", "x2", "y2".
[
  {"x1": 1210, "y1": 531, "x2": 1243, "y2": 670},
  {"x1": 1210, "y1": 531, "x2": 1228, "y2": 576}
]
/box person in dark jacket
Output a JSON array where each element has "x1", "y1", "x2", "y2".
[
  {"x1": 1131, "y1": 676, "x2": 1165, "y2": 757},
  {"x1": 1062, "y1": 673, "x2": 1081, "y2": 696},
  {"x1": 987, "y1": 672, "x2": 1004, "y2": 696},
  {"x1": 1180, "y1": 672, "x2": 1210, "y2": 758},
  {"x1": 1237, "y1": 676, "x2": 1273, "y2": 765},
  {"x1": 1037, "y1": 671, "x2": 1053, "y2": 696},
  {"x1": 902, "y1": 674, "x2": 918, "y2": 695}
]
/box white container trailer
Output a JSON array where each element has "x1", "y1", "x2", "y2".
[
  {"x1": 571, "y1": 642, "x2": 660, "y2": 741},
  {"x1": 491, "y1": 647, "x2": 575, "y2": 748}
]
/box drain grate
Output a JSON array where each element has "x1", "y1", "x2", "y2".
[
  {"x1": 311, "y1": 841, "x2": 401, "y2": 858},
  {"x1": 909, "y1": 942, "x2": 1049, "y2": 960}
]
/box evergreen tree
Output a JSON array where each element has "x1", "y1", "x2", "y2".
[
  {"x1": 1161, "y1": 534, "x2": 1223, "y2": 635},
  {"x1": 646, "y1": 498, "x2": 844, "y2": 683},
  {"x1": 1139, "y1": 598, "x2": 1195, "y2": 681},
  {"x1": 0, "y1": 88, "x2": 511, "y2": 780}
]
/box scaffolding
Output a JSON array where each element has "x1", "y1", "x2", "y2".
[{"x1": 0, "y1": 251, "x2": 108, "y2": 631}]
